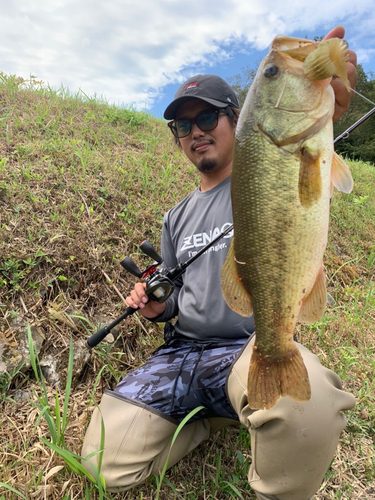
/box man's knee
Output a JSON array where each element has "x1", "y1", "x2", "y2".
[
  {"x1": 227, "y1": 339, "x2": 355, "y2": 423},
  {"x1": 81, "y1": 390, "x2": 212, "y2": 491},
  {"x1": 81, "y1": 391, "x2": 177, "y2": 489},
  {"x1": 227, "y1": 340, "x2": 355, "y2": 499}
]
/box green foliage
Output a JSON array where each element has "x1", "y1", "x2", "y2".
[
  {"x1": 28, "y1": 324, "x2": 74, "y2": 448},
  {"x1": 0, "y1": 362, "x2": 25, "y2": 401},
  {"x1": 0, "y1": 251, "x2": 47, "y2": 296},
  {"x1": 334, "y1": 64, "x2": 375, "y2": 164},
  {"x1": 154, "y1": 406, "x2": 205, "y2": 499},
  {"x1": 0, "y1": 483, "x2": 28, "y2": 500},
  {"x1": 226, "y1": 65, "x2": 257, "y2": 108},
  {"x1": 368, "y1": 246, "x2": 375, "y2": 270}
]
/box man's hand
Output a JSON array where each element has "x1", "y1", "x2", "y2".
[
  {"x1": 126, "y1": 282, "x2": 166, "y2": 319},
  {"x1": 323, "y1": 26, "x2": 357, "y2": 122}
]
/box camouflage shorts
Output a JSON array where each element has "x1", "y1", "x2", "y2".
[{"x1": 112, "y1": 337, "x2": 251, "y2": 422}]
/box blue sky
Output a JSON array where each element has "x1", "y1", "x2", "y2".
[{"x1": 2, "y1": 1, "x2": 375, "y2": 120}]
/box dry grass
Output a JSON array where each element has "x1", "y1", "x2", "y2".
[{"x1": 0, "y1": 73, "x2": 374, "y2": 499}]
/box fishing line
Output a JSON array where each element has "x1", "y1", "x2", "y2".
[
  {"x1": 333, "y1": 81, "x2": 375, "y2": 144},
  {"x1": 349, "y1": 87, "x2": 375, "y2": 107},
  {"x1": 333, "y1": 73, "x2": 375, "y2": 107}
]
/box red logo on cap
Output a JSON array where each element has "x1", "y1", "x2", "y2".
[{"x1": 185, "y1": 82, "x2": 199, "y2": 90}]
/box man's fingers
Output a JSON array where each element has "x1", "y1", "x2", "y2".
[
  {"x1": 321, "y1": 26, "x2": 357, "y2": 122},
  {"x1": 323, "y1": 25, "x2": 345, "y2": 41},
  {"x1": 348, "y1": 49, "x2": 357, "y2": 68},
  {"x1": 126, "y1": 283, "x2": 148, "y2": 309}
]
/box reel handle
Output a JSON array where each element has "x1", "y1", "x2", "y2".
[
  {"x1": 120, "y1": 256, "x2": 143, "y2": 278},
  {"x1": 140, "y1": 240, "x2": 162, "y2": 263}
]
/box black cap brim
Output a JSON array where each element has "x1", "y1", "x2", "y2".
[{"x1": 163, "y1": 96, "x2": 231, "y2": 120}]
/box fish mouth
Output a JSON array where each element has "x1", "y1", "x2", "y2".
[{"x1": 271, "y1": 36, "x2": 317, "y2": 62}]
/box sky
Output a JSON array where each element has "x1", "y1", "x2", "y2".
[{"x1": 2, "y1": 1, "x2": 375, "y2": 119}]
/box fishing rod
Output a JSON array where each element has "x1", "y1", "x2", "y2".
[
  {"x1": 333, "y1": 105, "x2": 375, "y2": 145},
  {"x1": 333, "y1": 82, "x2": 375, "y2": 144},
  {"x1": 88, "y1": 96, "x2": 374, "y2": 348}
]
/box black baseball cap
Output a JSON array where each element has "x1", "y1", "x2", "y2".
[{"x1": 163, "y1": 74, "x2": 239, "y2": 120}]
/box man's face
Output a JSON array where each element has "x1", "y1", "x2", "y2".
[{"x1": 175, "y1": 100, "x2": 237, "y2": 174}]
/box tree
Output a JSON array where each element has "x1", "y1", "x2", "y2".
[
  {"x1": 334, "y1": 64, "x2": 375, "y2": 164},
  {"x1": 226, "y1": 65, "x2": 257, "y2": 109}
]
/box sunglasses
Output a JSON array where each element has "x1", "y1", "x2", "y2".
[{"x1": 168, "y1": 108, "x2": 229, "y2": 138}]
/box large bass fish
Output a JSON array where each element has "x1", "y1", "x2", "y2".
[{"x1": 221, "y1": 36, "x2": 353, "y2": 410}]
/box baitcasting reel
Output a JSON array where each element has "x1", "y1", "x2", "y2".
[
  {"x1": 120, "y1": 240, "x2": 175, "y2": 304},
  {"x1": 87, "y1": 224, "x2": 233, "y2": 348}
]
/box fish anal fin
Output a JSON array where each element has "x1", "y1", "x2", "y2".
[
  {"x1": 331, "y1": 152, "x2": 353, "y2": 194},
  {"x1": 247, "y1": 345, "x2": 311, "y2": 410},
  {"x1": 298, "y1": 266, "x2": 327, "y2": 324},
  {"x1": 221, "y1": 239, "x2": 253, "y2": 317},
  {"x1": 298, "y1": 145, "x2": 322, "y2": 208}
]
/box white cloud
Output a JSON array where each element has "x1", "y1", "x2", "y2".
[
  {"x1": 2, "y1": 0, "x2": 375, "y2": 111},
  {"x1": 356, "y1": 48, "x2": 375, "y2": 68}
]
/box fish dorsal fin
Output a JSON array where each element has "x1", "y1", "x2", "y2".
[
  {"x1": 298, "y1": 266, "x2": 327, "y2": 324},
  {"x1": 331, "y1": 152, "x2": 353, "y2": 194},
  {"x1": 221, "y1": 239, "x2": 253, "y2": 317}
]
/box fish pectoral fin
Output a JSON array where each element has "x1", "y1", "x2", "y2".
[
  {"x1": 331, "y1": 152, "x2": 354, "y2": 194},
  {"x1": 298, "y1": 266, "x2": 327, "y2": 324},
  {"x1": 221, "y1": 239, "x2": 253, "y2": 317},
  {"x1": 247, "y1": 344, "x2": 311, "y2": 410},
  {"x1": 298, "y1": 145, "x2": 322, "y2": 208}
]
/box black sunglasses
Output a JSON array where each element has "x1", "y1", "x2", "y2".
[{"x1": 168, "y1": 108, "x2": 229, "y2": 139}]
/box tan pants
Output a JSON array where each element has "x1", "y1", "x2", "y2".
[{"x1": 81, "y1": 339, "x2": 355, "y2": 499}]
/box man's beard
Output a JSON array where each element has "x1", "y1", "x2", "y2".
[{"x1": 196, "y1": 157, "x2": 218, "y2": 173}]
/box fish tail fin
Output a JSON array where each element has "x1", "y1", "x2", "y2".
[{"x1": 247, "y1": 344, "x2": 311, "y2": 410}]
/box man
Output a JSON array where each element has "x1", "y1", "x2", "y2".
[{"x1": 82, "y1": 26, "x2": 357, "y2": 499}]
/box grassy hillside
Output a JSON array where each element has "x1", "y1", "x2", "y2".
[{"x1": 0, "y1": 73, "x2": 374, "y2": 499}]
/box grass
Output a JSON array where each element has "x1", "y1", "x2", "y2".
[{"x1": 0, "y1": 71, "x2": 375, "y2": 499}]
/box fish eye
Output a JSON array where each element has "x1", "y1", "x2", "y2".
[{"x1": 264, "y1": 64, "x2": 279, "y2": 78}]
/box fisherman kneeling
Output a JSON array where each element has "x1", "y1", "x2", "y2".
[{"x1": 82, "y1": 26, "x2": 357, "y2": 500}]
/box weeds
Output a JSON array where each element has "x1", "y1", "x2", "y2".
[
  {"x1": 154, "y1": 406, "x2": 205, "y2": 499},
  {"x1": 0, "y1": 362, "x2": 25, "y2": 401},
  {"x1": 26, "y1": 324, "x2": 107, "y2": 498},
  {"x1": 28, "y1": 323, "x2": 73, "y2": 447},
  {"x1": 367, "y1": 245, "x2": 375, "y2": 270},
  {"x1": 0, "y1": 71, "x2": 374, "y2": 499},
  {"x1": 0, "y1": 483, "x2": 28, "y2": 500}
]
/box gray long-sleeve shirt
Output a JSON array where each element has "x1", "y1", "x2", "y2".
[{"x1": 154, "y1": 175, "x2": 255, "y2": 341}]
